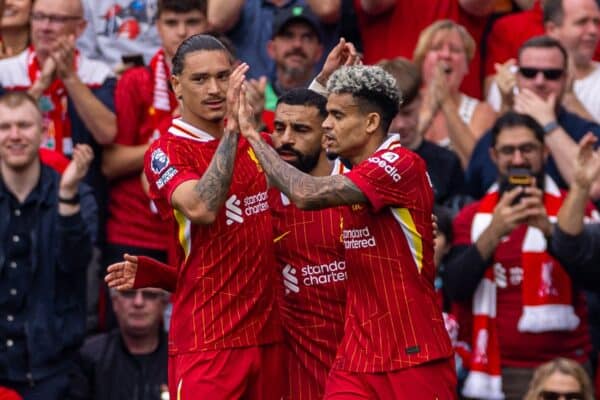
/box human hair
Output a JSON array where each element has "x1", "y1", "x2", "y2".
[
  {"x1": 377, "y1": 57, "x2": 422, "y2": 107},
  {"x1": 276, "y1": 88, "x2": 327, "y2": 119},
  {"x1": 171, "y1": 34, "x2": 232, "y2": 75},
  {"x1": 518, "y1": 35, "x2": 568, "y2": 69},
  {"x1": 523, "y1": 358, "x2": 594, "y2": 400},
  {"x1": 413, "y1": 19, "x2": 476, "y2": 68},
  {"x1": 0, "y1": 91, "x2": 41, "y2": 118},
  {"x1": 543, "y1": 0, "x2": 564, "y2": 25},
  {"x1": 490, "y1": 111, "x2": 546, "y2": 147},
  {"x1": 433, "y1": 205, "x2": 453, "y2": 244},
  {"x1": 326, "y1": 65, "x2": 400, "y2": 134},
  {"x1": 157, "y1": 0, "x2": 207, "y2": 17}
]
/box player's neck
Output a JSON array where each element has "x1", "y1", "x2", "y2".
[
  {"x1": 310, "y1": 152, "x2": 333, "y2": 177},
  {"x1": 348, "y1": 135, "x2": 383, "y2": 166},
  {"x1": 180, "y1": 112, "x2": 225, "y2": 138}
]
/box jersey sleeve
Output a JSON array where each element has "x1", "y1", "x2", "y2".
[
  {"x1": 452, "y1": 203, "x2": 478, "y2": 246},
  {"x1": 144, "y1": 138, "x2": 207, "y2": 219},
  {"x1": 344, "y1": 148, "x2": 433, "y2": 213}
]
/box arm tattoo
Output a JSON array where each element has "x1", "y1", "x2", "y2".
[
  {"x1": 194, "y1": 128, "x2": 239, "y2": 213},
  {"x1": 248, "y1": 136, "x2": 366, "y2": 210}
]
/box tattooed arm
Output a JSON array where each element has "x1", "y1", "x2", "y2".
[
  {"x1": 170, "y1": 63, "x2": 248, "y2": 224},
  {"x1": 246, "y1": 135, "x2": 366, "y2": 210}
]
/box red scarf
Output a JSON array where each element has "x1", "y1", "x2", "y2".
[
  {"x1": 462, "y1": 176, "x2": 581, "y2": 400},
  {"x1": 27, "y1": 46, "x2": 78, "y2": 156},
  {"x1": 147, "y1": 48, "x2": 177, "y2": 142}
]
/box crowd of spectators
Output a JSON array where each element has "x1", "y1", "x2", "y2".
[{"x1": 0, "y1": 0, "x2": 600, "y2": 399}]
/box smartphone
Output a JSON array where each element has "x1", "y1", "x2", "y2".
[
  {"x1": 121, "y1": 54, "x2": 145, "y2": 67},
  {"x1": 499, "y1": 167, "x2": 533, "y2": 204}
]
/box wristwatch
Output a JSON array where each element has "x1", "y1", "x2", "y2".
[
  {"x1": 58, "y1": 193, "x2": 80, "y2": 204},
  {"x1": 542, "y1": 120, "x2": 560, "y2": 135}
]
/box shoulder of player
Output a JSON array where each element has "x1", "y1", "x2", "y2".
[{"x1": 116, "y1": 65, "x2": 152, "y2": 90}]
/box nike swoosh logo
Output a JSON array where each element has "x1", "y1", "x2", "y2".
[{"x1": 273, "y1": 231, "x2": 291, "y2": 243}]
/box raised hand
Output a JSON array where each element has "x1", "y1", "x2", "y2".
[
  {"x1": 51, "y1": 35, "x2": 77, "y2": 80},
  {"x1": 316, "y1": 38, "x2": 360, "y2": 86},
  {"x1": 245, "y1": 76, "x2": 267, "y2": 127},
  {"x1": 494, "y1": 58, "x2": 517, "y2": 103},
  {"x1": 573, "y1": 132, "x2": 600, "y2": 189},
  {"x1": 59, "y1": 144, "x2": 94, "y2": 194},
  {"x1": 224, "y1": 62, "x2": 249, "y2": 133},
  {"x1": 238, "y1": 83, "x2": 260, "y2": 140},
  {"x1": 105, "y1": 254, "x2": 138, "y2": 290},
  {"x1": 521, "y1": 184, "x2": 552, "y2": 236},
  {"x1": 488, "y1": 186, "x2": 533, "y2": 238},
  {"x1": 513, "y1": 88, "x2": 557, "y2": 126}
]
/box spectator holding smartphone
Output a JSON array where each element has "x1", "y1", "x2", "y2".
[{"x1": 444, "y1": 111, "x2": 596, "y2": 400}]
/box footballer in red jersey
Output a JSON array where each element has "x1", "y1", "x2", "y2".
[
  {"x1": 239, "y1": 65, "x2": 456, "y2": 399},
  {"x1": 143, "y1": 35, "x2": 281, "y2": 400},
  {"x1": 269, "y1": 89, "x2": 347, "y2": 400}
]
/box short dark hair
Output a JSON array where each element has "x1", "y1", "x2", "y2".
[
  {"x1": 433, "y1": 205, "x2": 453, "y2": 244},
  {"x1": 542, "y1": 0, "x2": 564, "y2": 25},
  {"x1": 377, "y1": 57, "x2": 422, "y2": 106},
  {"x1": 490, "y1": 111, "x2": 546, "y2": 147},
  {"x1": 172, "y1": 34, "x2": 232, "y2": 75},
  {"x1": 276, "y1": 88, "x2": 327, "y2": 119},
  {"x1": 327, "y1": 65, "x2": 401, "y2": 134},
  {"x1": 157, "y1": 0, "x2": 207, "y2": 17},
  {"x1": 518, "y1": 35, "x2": 568, "y2": 69}
]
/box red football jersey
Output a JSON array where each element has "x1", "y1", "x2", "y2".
[
  {"x1": 144, "y1": 118, "x2": 281, "y2": 354},
  {"x1": 333, "y1": 135, "x2": 453, "y2": 373},
  {"x1": 107, "y1": 63, "x2": 176, "y2": 250},
  {"x1": 270, "y1": 190, "x2": 346, "y2": 400}
]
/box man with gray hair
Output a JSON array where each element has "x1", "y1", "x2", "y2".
[{"x1": 238, "y1": 65, "x2": 456, "y2": 399}]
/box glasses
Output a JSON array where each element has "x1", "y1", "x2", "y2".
[
  {"x1": 118, "y1": 289, "x2": 164, "y2": 301},
  {"x1": 30, "y1": 11, "x2": 82, "y2": 25},
  {"x1": 519, "y1": 67, "x2": 564, "y2": 81},
  {"x1": 496, "y1": 143, "x2": 541, "y2": 156},
  {"x1": 539, "y1": 390, "x2": 583, "y2": 400}
]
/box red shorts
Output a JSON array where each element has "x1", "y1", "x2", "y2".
[
  {"x1": 323, "y1": 357, "x2": 457, "y2": 400},
  {"x1": 168, "y1": 343, "x2": 283, "y2": 400}
]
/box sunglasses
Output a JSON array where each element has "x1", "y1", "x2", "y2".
[
  {"x1": 118, "y1": 289, "x2": 163, "y2": 301},
  {"x1": 539, "y1": 390, "x2": 584, "y2": 400},
  {"x1": 519, "y1": 67, "x2": 564, "y2": 81}
]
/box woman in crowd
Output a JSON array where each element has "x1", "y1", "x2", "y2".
[
  {"x1": 523, "y1": 358, "x2": 594, "y2": 400},
  {"x1": 0, "y1": 0, "x2": 31, "y2": 58},
  {"x1": 414, "y1": 19, "x2": 496, "y2": 168}
]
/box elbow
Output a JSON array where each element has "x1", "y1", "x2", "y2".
[
  {"x1": 185, "y1": 206, "x2": 218, "y2": 225},
  {"x1": 314, "y1": 6, "x2": 341, "y2": 24},
  {"x1": 207, "y1": 14, "x2": 239, "y2": 33},
  {"x1": 360, "y1": 0, "x2": 395, "y2": 15},
  {"x1": 101, "y1": 160, "x2": 117, "y2": 180}
]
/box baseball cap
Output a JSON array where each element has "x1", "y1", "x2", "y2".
[{"x1": 272, "y1": 5, "x2": 323, "y2": 42}]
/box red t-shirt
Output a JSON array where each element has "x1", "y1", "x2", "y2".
[
  {"x1": 270, "y1": 190, "x2": 346, "y2": 399},
  {"x1": 452, "y1": 202, "x2": 591, "y2": 368},
  {"x1": 144, "y1": 118, "x2": 281, "y2": 354},
  {"x1": 332, "y1": 135, "x2": 453, "y2": 373},
  {"x1": 354, "y1": 0, "x2": 485, "y2": 98},
  {"x1": 107, "y1": 64, "x2": 176, "y2": 250}
]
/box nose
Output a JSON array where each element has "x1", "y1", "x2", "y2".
[
  {"x1": 280, "y1": 126, "x2": 295, "y2": 144},
  {"x1": 177, "y1": 22, "x2": 187, "y2": 38},
  {"x1": 322, "y1": 115, "x2": 333, "y2": 131},
  {"x1": 207, "y1": 77, "x2": 220, "y2": 94},
  {"x1": 510, "y1": 148, "x2": 526, "y2": 165},
  {"x1": 132, "y1": 291, "x2": 145, "y2": 306}
]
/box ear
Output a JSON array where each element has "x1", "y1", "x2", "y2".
[
  {"x1": 267, "y1": 40, "x2": 276, "y2": 60},
  {"x1": 75, "y1": 19, "x2": 88, "y2": 38},
  {"x1": 365, "y1": 112, "x2": 381, "y2": 136},
  {"x1": 545, "y1": 21, "x2": 559, "y2": 37},
  {"x1": 171, "y1": 74, "x2": 182, "y2": 100}
]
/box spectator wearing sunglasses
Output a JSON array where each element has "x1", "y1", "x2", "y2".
[
  {"x1": 69, "y1": 288, "x2": 169, "y2": 400},
  {"x1": 465, "y1": 35, "x2": 600, "y2": 199},
  {"x1": 524, "y1": 357, "x2": 594, "y2": 400}
]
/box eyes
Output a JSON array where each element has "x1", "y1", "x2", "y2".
[{"x1": 191, "y1": 71, "x2": 231, "y2": 84}]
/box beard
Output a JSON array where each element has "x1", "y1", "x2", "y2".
[{"x1": 276, "y1": 144, "x2": 320, "y2": 173}]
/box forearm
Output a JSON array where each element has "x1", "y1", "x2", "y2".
[
  {"x1": 102, "y1": 143, "x2": 149, "y2": 180},
  {"x1": 63, "y1": 76, "x2": 117, "y2": 145},
  {"x1": 192, "y1": 129, "x2": 240, "y2": 217},
  {"x1": 247, "y1": 135, "x2": 365, "y2": 209},
  {"x1": 557, "y1": 184, "x2": 589, "y2": 235},
  {"x1": 58, "y1": 211, "x2": 93, "y2": 273},
  {"x1": 443, "y1": 245, "x2": 491, "y2": 301},
  {"x1": 459, "y1": 0, "x2": 496, "y2": 16},
  {"x1": 550, "y1": 224, "x2": 600, "y2": 290},
  {"x1": 441, "y1": 100, "x2": 476, "y2": 168},
  {"x1": 544, "y1": 127, "x2": 578, "y2": 185},
  {"x1": 207, "y1": 0, "x2": 245, "y2": 32},
  {"x1": 133, "y1": 256, "x2": 177, "y2": 292}
]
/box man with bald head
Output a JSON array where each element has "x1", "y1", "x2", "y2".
[{"x1": 0, "y1": 0, "x2": 116, "y2": 243}]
